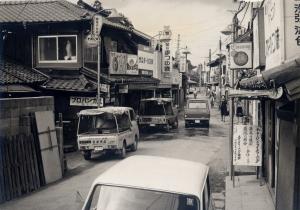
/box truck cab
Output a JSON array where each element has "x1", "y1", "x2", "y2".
[
  {"x1": 77, "y1": 107, "x2": 139, "y2": 160},
  {"x1": 138, "y1": 98, "x2": 178, "y2": 131}
]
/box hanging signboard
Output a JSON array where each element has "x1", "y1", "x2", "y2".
[
  {"x1": 109, "y1": 52, "x2": 127, "y2": 75},
  {"x1": 92, "y1": 15, "x2": 103, "y2": 36},
  {"x1": 127, "y1": 54, "x2": 139, "y2": 75},
  {"x1": 233, "y1": 124, "x2": 263, "y2": 166},
  {"x1": 229, "y1": 42, "x2": 252, "y2": 69},
  {"x1": 86, "y1": 34, "x2": 100, "y2": 48},
  {"x1": 70, "y1": 96, "x2": 103, "y2": 107},
  {"x1": 138, "y1": 45, "x2": 155, "y2": 71},
  {"x1": 162, "y1": 41, "x2": 172, "y2": 73}
]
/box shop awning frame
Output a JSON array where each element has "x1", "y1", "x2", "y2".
[{"x1": 228, "y1": 87, "x2": 283, "y2": 99}]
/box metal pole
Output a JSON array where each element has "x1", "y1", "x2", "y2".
[{"x1": 97, "y1": 37, "x2": 101, "y2": 108}]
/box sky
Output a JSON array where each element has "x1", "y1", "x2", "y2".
[{"x1": 79, "y1": 0, "x2": 239, "y2": 65}]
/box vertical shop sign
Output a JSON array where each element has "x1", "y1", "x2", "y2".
[{"x1": 162, "y1": 41, "x2": 172, "y2": 72}]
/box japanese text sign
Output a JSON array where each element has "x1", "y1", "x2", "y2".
[
  {"x1": 233, "y1": 124, "x2": 262, "y2": 166},
  {"x1": 70, "y1": 96, "x2": 103, "y2": 107}
]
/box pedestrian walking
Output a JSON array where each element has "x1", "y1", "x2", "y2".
[
  {"x1": 220, "y1": 96, "x2": 228, "y2": 122},
  {"x1": 236, "y1": 99, "x2": 243, "y2": 123},
  {"x1": 193, "y1": 89, "x2": 197, "y2": 99}
]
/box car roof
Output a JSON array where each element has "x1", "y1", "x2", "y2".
[
  {"x1": 92, "y1": 155, "x2": 209, "y2": 198},
  {"x1": 78, "y1": 106, "x2": 132, "y2": 116},
  {"x1": 140, "y1": 98, "x2": 172, "y2": 102}
]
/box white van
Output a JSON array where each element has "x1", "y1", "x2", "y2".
[
  {"x1": 77, "y1": 107, "x2": 139, "y2": 160},
  {"x1": 82, "y1": 155, "x2": 214, "y2": 210}
]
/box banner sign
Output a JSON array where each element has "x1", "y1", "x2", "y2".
[
  {"x1": 162, "y1": 41, "x2": 172, "y2": 72},
  {"x1": 233, "y1": 124, "x2": 263, "y2": 166},
  {"x1": 127, "y1": 54, "x2": 139, "y2": 75},
  {"x1": 229, "y1": 42, "x2": 252, "y2": 69},
  {"x1": 70, "y1": 96, "x2": 103, "y2": 107},
  {"x1": 138, "y1": 45, "x2": 155, "y2": 71}
]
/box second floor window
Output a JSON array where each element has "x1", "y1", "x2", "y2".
[{"x1": 38, "y1": 35, "x2": 77, "y2": 63}]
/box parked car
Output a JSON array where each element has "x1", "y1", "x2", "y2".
[
  {"x1": 77, "y1": 107, "x2": 139, "y2": 160},
  {"x1": 185, "y1": 99, "x2": 210, "y2": 127},
  {"x1": 82, "y1": 155, "x2": 214, "y2": 210},
  {"x1": 138, "y1": 98, "x2": 178, "y2": 131}
]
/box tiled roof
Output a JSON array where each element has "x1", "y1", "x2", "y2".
[
  {"x1": 0, "y1": 61, "x2": 47, "y2": 85},
  {"x1": 110, "y1": 75, "x2": 160, "y2": 84},
  {"x1": 42, "y1": 75, "x2": 96, "y2": 92},
  {"x1": 0, "y1": 0, "x2": 92, "y2": 24}
]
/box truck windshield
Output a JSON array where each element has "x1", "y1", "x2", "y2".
[
  {"x1": 140, "y1": 101, "x2": 166, "y2": 116},
  {"x1": 87, "y1": 185, "x2": 199, "y2": 210},
  {"x1": 188, "y1": 102, "x2": 207, "y2": 109},
  {"x1": 78, "y1": 113, "x2": 117, "y2": 135}
]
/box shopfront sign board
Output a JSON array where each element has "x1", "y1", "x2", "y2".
[
  {"x1": 233, "y1": 124, "x2": 262, "y2": 166},
  {"x1": 70, "y1": 96, "x2": 103, "y2": 107},
  {"x1": 264, "y1": 0, "x2": 300, "y2": 70},
  {"x1": 138, "y1": 45, "x2": 155, "y2": 71}
]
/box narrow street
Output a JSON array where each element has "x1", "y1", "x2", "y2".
[{"x1": 0, "y1": 97, "x2": 229, "y2": 210}]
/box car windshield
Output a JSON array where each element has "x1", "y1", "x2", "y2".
[
  {"x1": 78, "y1": 113, "x2": 117, "y2": 135},
  {"x1": 140, "y1": 101, "x2": 166, "y2": 116},
  {"x1": 88, "y1": 185, "x2": 199, "y2": 210},
  {"x1": 188, "y1": 101, "x2": 207, "y2": 109}
]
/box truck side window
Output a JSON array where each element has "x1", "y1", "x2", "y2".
[{"x1": 116, "y1": 113, "x2": 131, "y2": 132}]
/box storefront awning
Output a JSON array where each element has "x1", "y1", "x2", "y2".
[
  {"x1": 238, "y1": 57, "x2": 300, "y2": 101},
  {"x1": 228, "y1": 87, "x2": 283, "y2": 99}
]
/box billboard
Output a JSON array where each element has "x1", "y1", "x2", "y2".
[
  {"x1": 229, "y1": 42, "x2": 252, "y2": 69},
  {"x1": 138, "y1": 45, "x2": 155, "y2": 71},
  {"x1": 233, "y1": 125, "x2": 262, "y2": 166},
  {"x1": 109, "y1": 52, "x2": 139, "y2": 75},
  {"x1": 127, "y1": 54, "x2": 139, "y2": 75},
  {"x1": 109, "y1": 52, "x2": 127, "y2": 75}
]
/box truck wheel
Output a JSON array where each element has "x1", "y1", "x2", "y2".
[
  {"x1": 119, "y1": 142, "x2": 127, "y2": 159},
  {"x1": 83, "y1": 151, "x2": 91, "y2": 160},
  {"x1": 131, "y1": 136, "x2": 138, "y2": 152}
]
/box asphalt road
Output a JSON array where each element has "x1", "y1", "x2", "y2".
[{"x1": 1, "y1": 101, "x2": 229, "y2": 210}]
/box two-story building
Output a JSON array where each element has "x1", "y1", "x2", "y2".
[{"x1": 0, "y1": 0, "x2": 159, "y2": 148}]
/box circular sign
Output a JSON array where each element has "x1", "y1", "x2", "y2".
[{"x1": 233, "y1": 51, "x2": 248, "y2": 66}]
